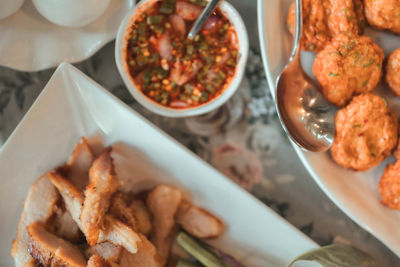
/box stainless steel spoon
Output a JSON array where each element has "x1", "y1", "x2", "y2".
[
  {"x1": 275, "y1": 0, "x2": 336, "y2": 152},
  {"x1": 187, "y1": 0, "x2": 221, "y2": 39}
]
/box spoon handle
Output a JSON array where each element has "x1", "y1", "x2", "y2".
[
  {"x1": 290, "y1": 0, "x2": 303, "y2": 61},
  {"x1": 188, "y1": 0, "x2": 221, "y2": 39}
]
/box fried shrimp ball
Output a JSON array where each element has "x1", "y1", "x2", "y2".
[
  {"x1": 331, "y1": 93, "x2": 398, "y2": 171},
  {"x1": 313, "y1": 34, "x2": 384, "y2": 107},
  {"x1": 379, "y1": 160, "x2": 400, "y2": 210},
  {"x1": 287, "y1": 0, "x2": 365, "y2": 52},
  {"x1": 386, "y1": 48, "x2": 400, "y2": 96},
  {"x1": 364, "y1": 0, "x2": 400, "y2": 34}
]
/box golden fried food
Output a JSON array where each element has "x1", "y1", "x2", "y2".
[
  {"x1": 147, "y1": 185, "x2": 182, "y2": 266},
  {"x1": 176, "y1": 200, "x2": 224, "y2": 239},
  {"x1": 27, "y1": 222, "x2": 86, "y2": 267},
  {"x1": 313, "y1": 34, "x2": 384, "y2": 106},
  {"x1": 287, "y1": 0, "x2": 365, "y2": 52},
  {"x1": 331, "y1": 93, "x2": 398, "y2": 171},
  {"x1": 12, "y1": 137, "x2": 227, "y2": 266},
  {"x1": 386, "y1": 48, "x2": 400, "y2": 96},
  {"x1": 364, "y1": 0, "x2": 400, "y2": 34},
  {"x1": 379, "y1": 160, "x2": 400, "y2": 210},
  {"x1": 11, "y1": 175, "x2": 59, "y2": 267},
  {"x1": 81, "y1": 148, "x2": 120, "y2": 245}
]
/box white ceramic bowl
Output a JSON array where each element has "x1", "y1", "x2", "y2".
[
  {"x1": 0, "y1": 0, "x2": 24, "y2": 20},
  {"x1": 115, "y1": 0, "x2": 249, "y2": 117},
  {"x1": 32, "y1": 0, "x2": 110, "y2": 28}
]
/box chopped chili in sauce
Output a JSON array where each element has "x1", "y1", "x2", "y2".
[{"x1": 125, "y1": 0, "x2": 239, "y2": 109}]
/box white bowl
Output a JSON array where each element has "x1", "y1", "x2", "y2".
[
  {"x1": 0, "y1": 0, "x2": 24, "y2": 20},
  {"x1": 32, "y1": 0, "x2": 110, "y2": 28},
  {"x1": 115, "y1": 0, "x2": 249, "y2": 117}
]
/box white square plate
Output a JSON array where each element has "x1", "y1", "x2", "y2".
[
  {"x1": 258, "y1": 0, "x2": 400, "y2": 258},
  {"x1": 0, "y1": 63, "x2": 317, "y2": 266}
]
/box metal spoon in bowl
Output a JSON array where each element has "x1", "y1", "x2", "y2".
[
  {"x1": 275, "y1": 0, "x2": 336, "y2": 152},
  {"x1": 187, "y1": 0, "x2": 221, "y2": 40}
]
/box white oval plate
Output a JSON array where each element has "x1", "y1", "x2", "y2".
[
  {"x1": 0, "y1": 0, "x2": 135, "y2": 72},
  {"x1": 258, "y1": 0, "x2": 400, "y2": 257},
  {"x1": 0, "y1": 62, "x2": 317, "y2": 266}
]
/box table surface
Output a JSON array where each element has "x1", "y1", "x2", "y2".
[{"x1": 0, "y1": 0, "x2": 398, "y2": 265}]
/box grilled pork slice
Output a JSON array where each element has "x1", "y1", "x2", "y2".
[
  {"x1": 27, "y1": 222, "x2": 86, "y2": 267},
  {"x1": 49, "y1": 206, "x2": 82, "y2": 244},
  {"x1": 176, "y1": 200, "x2": 224, "y2": 239},
  {"x1": 49, "y1": 172, "x2": 140, "y2": 253},
  {"x1": 66, "y1": 137, "x2": 95, "y2": 190},
  {"x1": 119, "y1": 234, "x2": 161, "y2": 267},
  {"x1": 11, "y1": 174, "x2": 59, "y2": 267},
  {"x1": 48, "y1": 171, "x2": 84, "y2": 229},
  {"x1": 110, "y1": 193, "x2": 152, "y2": 236},
  {"x1": 87, "y1": 255, "x2": 112, "y2": 267},
  {"x1": 98, "y1": 215, "x2": 141, "y2": 254},
  {"x1": 85, "y1": 242, "x2": 122, "y2": 263},
  {"x1": 147, "y1": 185, "x2": 183, "y2": 265},
  {"x1": 130, "y1": 200, "x2": 152, "y2": 236},
  {"x1": 81, "y1": 148, "x2": 120, "y2": 245},
  {"x1": 110, "y1": 193, "x2": 137, "y2": 229}
]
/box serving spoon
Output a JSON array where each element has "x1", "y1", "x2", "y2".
[
  {"x1": 187, "y1": 0, "x2": 221, "y2": 39},
  {"x1": 275, "y1": 0, "x2": 336, "y2": 152}
]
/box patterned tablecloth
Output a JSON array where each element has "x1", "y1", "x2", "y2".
[{"x1": 0, "y1": 0, "x2": 398, "y2": 265}]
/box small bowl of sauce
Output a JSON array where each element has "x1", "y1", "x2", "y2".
[{"x1": 116, "y1": 0, "x2": 248, "y2": 117}]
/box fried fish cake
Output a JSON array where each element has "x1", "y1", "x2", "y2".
[
  {"x1": 379, "y1": 160, "x2": 400, "y2": 210},
  {"x1": 287, "y1": 0, "x2": 365, "y2": 52},
  {"x1": 386, "y1": 48, "x2": 400, "y2": 96},
  {"x1": 331, "y1": 93, "x2": 398, "y2": 171},
  {"x1": 364, "y1": 0, "x2": 400, "y2": 34},
  {"x1": 313, "y1": 34, "x2": 384, "y2": 107}
]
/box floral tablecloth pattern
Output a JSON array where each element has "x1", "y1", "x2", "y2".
[{"x1": 0, "y1": 0, "x2": 398, "y2": 265}]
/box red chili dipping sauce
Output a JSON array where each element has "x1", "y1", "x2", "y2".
[{"x1": 125, "y1": 0, "x2": 239, "y2": 109}]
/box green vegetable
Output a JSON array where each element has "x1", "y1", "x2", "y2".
[
  {"x1": 143, "y1": 70, "x2": 151, "y2": 86},
  {"x1": 328, "y1": 73, "x2": 339, "y2": 77},
  {"x1": 179, "y1": 94, "x2": 187, "y2": 101},
  {"x1": 147, "y1": 15, "x2": 164, "y2": 25},
  {"x1": 288, "y1": 244, "x2": 375, "y2": 267},
  {"x1": 152, "y1": 25, "x2": 164, "y2": 35},
  {"x1": 189, "y1": 0, "x2": 207, "y2": 7},
  {"x1": 206, "y1": 84, "x2": 215, "y2": 93},
  {"x1": 149, "y1": 53, "x2": 160, "y2": 63},
  {"x1": 176, "y1": 259, "x2": 202, "y2": 267},
  {"x1": 362, "y1": 59, "x2": 375, "y2": 68},
  {"x1": 362, "y1": 80, "x2": 368, "y2": 87},
  {"x1": 136, "y1": 54, "x2": 148, "y2": 67},
  {"x1": 226, "y1": 59, "x2": 236, "y2": 67},
  {"x1": 184, "y1": 84, "x2": 193, "y2": 94},
  {"x1": 176, "y1": 232, "x2": 225, "y2": 267},
  {"x1": 200, "y1": 91, "x2": 209, "y2": 102},
  {"x1": 160, "y1": 0, "x2": 175, "y2": 14}
]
